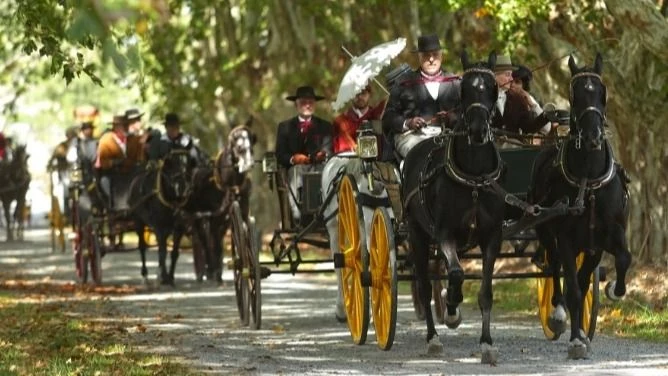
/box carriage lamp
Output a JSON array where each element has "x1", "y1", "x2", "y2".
[
  {"x1": 356, "y1": 134, "x2": 378, "y2": 159},
  {"x1": 556, "y1": 125, "x2": 570, "y2": 138},
  {"x1": 69, "y1": 165, "x2": 83, "y2": 185},
  {"x1": 262, "y1": 152, "x2": 277, "y2": 174}
]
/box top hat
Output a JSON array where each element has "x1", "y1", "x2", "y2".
[
  {"x1": 163, "y1": 113, "x2": 180, "y2": 127},
  {"x1": 125, "y1": 108, "x2": 144, "y2": 121},
  {"x1": 412, "y1": 34, "x2": 442, "y2": 53},
  {"x1": 285, "y1": 86, "x2": 325, "y2": 101},
  {"x1": 108, "y1": 115, "x2": 127, "y2": 126},
  {"x1": 494, "y1": 55, "x2": 518, "y2": 72}
]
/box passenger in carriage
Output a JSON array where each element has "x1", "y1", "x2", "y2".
[
  {"x1": 95, "y1": 115, "x2": 132, "y2": 208},
  {"x1": 492, "y1": 55, "x2": 553, "y2": 144},
  {"x1": 275, "y1": 85, "x2": 332, "y2": 223},
  {"x1": 332, "y1": 84, "x2": 386, "y2": 155},
  {"x1": 382, "y1": 33, "x2": 461, "y2": 160}
]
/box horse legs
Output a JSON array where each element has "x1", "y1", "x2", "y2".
[
  {"x1": 439, "y1": 239, "x2": 463, "y2": 329},
  {"x1": 167, "y1": 227, "x2": 183, "y2": 286},
  {"x1": 478, "y1": 229, "x2": 501, "y2": 364},
  {"x1": 605, "y1": 223, "x2": 632, "y2": 301},
  {"x1": 325, "y1": 205, "x2": 345, "y2": 322},
  {"x1": 136, "y1": 222, "x2": 149, "y2": 282},
  {"x1": 410, "y1": 218, "x2": 442, "y2": 354},
  {"x1": 558, "y1": 234, "x2": 588, "y2": 359},
  {"x1": 537, "y1": 225, "x2": 567, "y2": 336},
  {"x1": 3, "y1": 199, "x2": 13, "y2": 241},
  {"x1": 155, "y1": 230, "x2": 170, "y2": 284}
]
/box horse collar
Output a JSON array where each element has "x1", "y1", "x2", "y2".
[
  {"x1": 557, "y1": 140, "x2": 616, "y2": 191},
  {"x1": 442, "y1": 136, "x2": 502, "y2": 188}
]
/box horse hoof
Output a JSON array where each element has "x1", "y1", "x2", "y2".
[
  {"x1": 568, "y1": 339, "x2": 588, "y2": 360},
  {"x1": 481, "y1": 343, "x2": 499, "y2": 365},
  {"x1": 605, "y1": 281, "x2": 622, "y2": 301},
  {"x1": 426, "y1": 336, "x2": 443, "y2": 355},
  {"x1": 579, "y1": 330, "x2": 592, "y2": 353},
  {"x1": 445, "y1": 307, "x2": 462, "y2": 329},
  {"x1": 548, "y1": 305, "x2": 568, "y2": 338}
]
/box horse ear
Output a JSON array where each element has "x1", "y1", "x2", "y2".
[
  {"x1": 460, "y1": 49, "x2": 470, "y2": 70},
  {"x1": 245, "y1": 117, "x2": 253, "y2": 128},
  {"x1": 488, "y1": 50, "x2": 497, "y2": 71},
  {"x1": 593, "y1": 52, "x2": 603, "y2": 75},
  {"x1": 568, "y1": 55, "x2": 578, "y2": 75}
]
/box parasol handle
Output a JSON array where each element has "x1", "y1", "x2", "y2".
[{"x1": 341, "y1": 45, "x2": 390, "y2": 96}]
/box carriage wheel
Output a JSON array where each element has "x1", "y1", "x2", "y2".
[
  {"x1": 50, "y1": 195, "x2": 66, "y2": 253},
  {"x1": 248, "y1": 216, "x2": 262, "y2": 330},
  {"x1": 88, "y1": 225, "x2": 103, "y2": 285},
  {"x1": 70, "y1": 202, "x2": 87, "y2": 283},
  {"x1": 537, "y1": 251, "x2": 598, "y2": 340},
  {"x1": 369, "y1": 207, "x2": 397, "y2": 350},
  {"x1": 337, "y1": 174, "x2": 369, "y2": 345},
  {"x1": 230, "y1": 201, "x2": 250, "y2": 326}
]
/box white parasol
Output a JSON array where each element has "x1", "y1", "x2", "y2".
[{"x1": 331, "y1": 37, "x2": 406, "y2": 112}]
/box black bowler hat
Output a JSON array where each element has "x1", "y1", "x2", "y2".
[
  {"x1": 285, "y1": 86, "x2": 325, "y2": 101},
  {"x1": 163, "y1": 113, "x2": 180, "y2": 127},
  {"x1": 125, "y1": 108, "x2": 144, "y2": 121},
  {"x1": 412, "y1": 34, "x2": 442, "y2": 53}
]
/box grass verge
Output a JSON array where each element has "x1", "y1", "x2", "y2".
[{"x1": 0, "y1": 294, "x2": 200, "y2": 376}]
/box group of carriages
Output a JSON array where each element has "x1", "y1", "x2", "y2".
[
  {"x1": 234, "y1": 51, "x2": 630, "y2": 363},
  {"x1": 48, "y1": 49, "x2": 631, "y2": 363},
  {"x1": 48, "y1": 107, "x2": 260, "y2": 290}
]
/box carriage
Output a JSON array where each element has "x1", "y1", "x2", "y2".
[{"x1": 238, "y1": 114, "x2": 605, "y2": 357}]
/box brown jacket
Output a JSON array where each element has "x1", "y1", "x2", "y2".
[
  {"x1": 492, "y1": 87, "x2": 548, "y2": 134},
  {"x1": 97, "y1": 132, "x2": 144, "y2": 172}
]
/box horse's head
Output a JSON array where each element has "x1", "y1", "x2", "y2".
[
  {"x1": 227, "y1": 117, "x2": 257, "y2": 174},
  {"x1": 161, "y1": 149, "x2": 196, "y2": 200},
  {"x1": 568, "y1": 53, "x2": 607, "y2": 151},
  {"x1": 459, "y1": 50, "x2": 498, "y2": 145}
]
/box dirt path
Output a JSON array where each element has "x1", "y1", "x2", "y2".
[{"x1": 1, "y1": 228, "x2": 667, "y2": 375}]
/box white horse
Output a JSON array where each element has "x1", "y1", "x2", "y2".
[{"x1": 321, "y1": 152, "x2": 399, "y2": 322}]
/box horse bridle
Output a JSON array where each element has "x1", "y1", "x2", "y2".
[
  {"x1": 461, "y1": 67, "x2": 497, "y2": 144},
  {"x1": 569, "y1": 72, "x2": 608, "y2": 149}
]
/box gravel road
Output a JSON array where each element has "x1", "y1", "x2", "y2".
[{"x1": 1, "y1": 228, "x2": 667, "y2": 375}]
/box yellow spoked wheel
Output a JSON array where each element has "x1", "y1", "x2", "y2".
[
  {"x1": 337, "y1": 175, "x2": 369, "y2": 345},
  {"x1": 50, "y1": 195, "x2": 66, "y2": 253},
  {"x1": 537, "y1": 252, "x2": 600, "y2": 340},
  {"x1": 369, "y1": 207, "x2": 397, "y2": 351}
]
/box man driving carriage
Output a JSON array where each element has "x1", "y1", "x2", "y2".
[
  {"x1": 147, "y1": 113, "x2": 202, "y2": 163},
  {"x1": 275, "y1": 86, "x2": 332, "y2": 224},
  {"x1": 382, "y1": 34, "x2": 461, "y2": 161}
]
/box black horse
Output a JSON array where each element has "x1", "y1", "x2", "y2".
[
  {"x1": 129, "y1": 148, "x2": 198, "y2": 285},
  {"x1": 529, "y1": 53, "x2": 631, "y2": 359},
  {"x1": 0, "y1": 144, "x2": 31, "y2": 241},
  {"x1": 187, "y1": 121, "x2": 256, "y2": 283},
  {"x1": 402, "y1": 51, "x2": 504, "y2": 363}
]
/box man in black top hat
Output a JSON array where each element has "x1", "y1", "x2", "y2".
[
  {"x1": 148, "y1": 113, "x2": 195, "y2": 161},
  {"x1": 382, "y1": 33, "x2": 461, "y2": 160},
  {"x1": 275, "y1": 85, "x2": 332, "y2": 223}
]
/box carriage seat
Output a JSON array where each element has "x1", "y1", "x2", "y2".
[{"x1": 271, "y1": 165, "x2": 323, "y2": 230}]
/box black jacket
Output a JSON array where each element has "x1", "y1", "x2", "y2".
[
  {"x1": 382, "y1": 70, "x2": 461, "y2": 136},
  {"x1": 275, "y1": 115, "x2": 332, "y2": 168}
]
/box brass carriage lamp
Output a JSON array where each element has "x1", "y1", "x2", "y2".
[
  {"x1": 69, "y1": 165, "x2": 83, "y2": 186},
  {"x1": 262, "y1": 152, "x2": 277, "y2": 174},
  {"x1": 356, "y1": 121, "x2": 378, "y2": 159}
]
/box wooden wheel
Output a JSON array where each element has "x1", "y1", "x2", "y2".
[
  {"x1": 337, "y1": 174, "x2": 369, "y2": 345},
  {"x1": 230, "y1": 201, "x2": 250, "y2": 326},
  {"x1": 248, "y1": 216, "x2": 262, "y2": 330},
  {"x1": 88, "y1": 223, "x2": 103, "y2": 285},
  {"x1": 537, "y1": 252, "x2": 597, "y2": 340},
  {"x1": 369, "y1": 207, "x2": 397, "y2": 350},
  {"x1": 71, "y1": 197, "x2": 87, "y2": 283}
]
